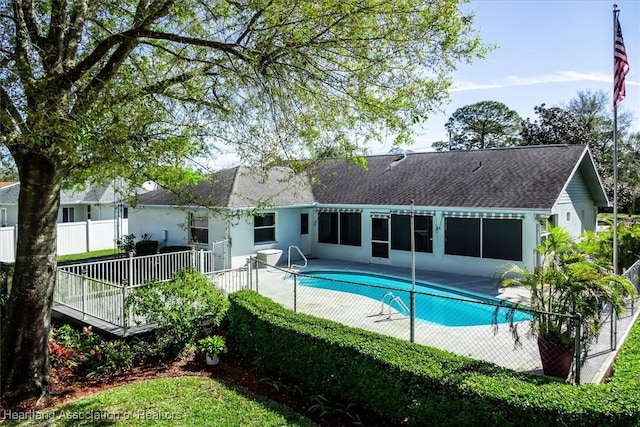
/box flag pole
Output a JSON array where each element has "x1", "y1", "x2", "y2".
[{"x1": 613, "y1": 4, "x2": 619, "y2": 274}]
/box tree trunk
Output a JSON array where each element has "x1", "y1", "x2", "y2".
[{"x1": 1, "y1": 155, "x2": 62, "y2": 402}]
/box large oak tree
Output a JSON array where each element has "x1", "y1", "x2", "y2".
[{"x1": 0, "y1": 0, "x2": 485, "y2": 400}]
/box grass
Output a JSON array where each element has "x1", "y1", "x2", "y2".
[
  {"x1": 58, "y1": 249, "x2": 124, "y2": 263},
  {"x1": 4, "y1": 376, "x2": 316, "y2": 427}
]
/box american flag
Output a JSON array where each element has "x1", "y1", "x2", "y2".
[{"x1": 614, "y1": 15, "x2": 629, "y2": 105}]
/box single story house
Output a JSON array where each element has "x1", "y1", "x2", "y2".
[
  {"x1": 129, "y1": 144, "x2": 608, "y2": 277},
  {"x1": 0, "y1": 182, "x2": 128, "y2": 226}
]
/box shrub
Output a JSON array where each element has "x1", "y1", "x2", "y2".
[
  {"x1": 126, "y1": 268, "x2": 228, "y2": 357},
  {"x1": 49, "y1": 340, "x2": 78, "y2": 368},
  {"x1": 115, "y1": 233, "x2": 136, "y2": 253},
  {"x1": 50, "y1": 325, "x2": 135, "y2": 377},
  {"x1": 197, "y1": 335, "x2": 227, "y2": 356},
  {"x1": 81, "y1": 340, "x2": 134, "y2": 378},
  {"x1": 579, "y1": 222, "x2": 640, "y2": 272},
  {"x1": 53, "y1": 324, "x2": 82, "y2": 347},
  {"x1": 228, "y1": 290, "x2": 640, "y2": 426}
]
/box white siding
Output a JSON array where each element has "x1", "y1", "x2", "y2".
[
  {"x1": 553, "y1": 170, "x2": 596, "y2": 239},
  {"x1": 55, "y1": 203, "x2": 117, "y2": 223},
  {"x1": 128, "y1": 207, "x2": 188, "y2": 247},
  {"x1": 0, "y1": 206, "x2": 19, "y2": 227},
  {"x1": 229, "y1": 208, "x2": 307, "y2": 268}
]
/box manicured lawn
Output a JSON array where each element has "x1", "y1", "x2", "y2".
[
  {"x1": 57, "y1": 249, "x2": 124, "y2": 263},
  {"x1": 4, "y1": 376, "x2": 316, "y2": 427}
]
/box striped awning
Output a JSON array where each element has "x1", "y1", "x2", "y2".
[
  {"x1": 317, "y1": 207, "x2": 362, "y2": 213},
  {"x1": 389, "y1": 209, "x2": 435, "y2": 216},
  {"x1": 370, "y1": 213, "x2": 389, "y2": 219},
  {"x1": 442, "y1": 211, "x2": 524, "y2": 219}
]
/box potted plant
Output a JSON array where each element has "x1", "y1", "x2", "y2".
[
  {"x1": 496, "y1": 223, "x2": 636, "y2": 379},
  {"x1": 197, "y1": 335, "x2": 227, "y2": 365}
]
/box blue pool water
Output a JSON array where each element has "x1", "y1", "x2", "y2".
[{"x1": 296, "y1": 271, "x2": 531, "y2": 327}]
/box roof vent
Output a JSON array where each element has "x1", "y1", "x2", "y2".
[{"x1": 382, "y1": 152, "x2": 408, "y2": 174}]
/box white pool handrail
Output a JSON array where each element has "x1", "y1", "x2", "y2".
[{"x1": 287, "y1": 246, "x2": 308, "y2": 270}]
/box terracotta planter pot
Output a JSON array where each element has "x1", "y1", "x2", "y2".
[{"x1": 537, "y1": 337, "x2": 574, "y2": 379}]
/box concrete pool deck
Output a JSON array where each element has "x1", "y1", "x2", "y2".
[{"x1": 241, "y1": 258, "x2": 640, "y2": 384}]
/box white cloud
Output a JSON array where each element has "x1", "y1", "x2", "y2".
[{"x1": 451, "y1": 71, "x2": 639, "y2": 92}]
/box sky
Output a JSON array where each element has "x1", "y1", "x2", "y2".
[
  {"x1": 378, "y1": 0, "x2": 640, "y2": 154},
  {"x1": 212, "y1": 0, "x2": 640, "y2": 167}
]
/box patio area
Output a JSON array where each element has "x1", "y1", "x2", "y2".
[
  {"x1": 240, "y1": 258, "x2": 640, "y2": 384},
  {"x1": 52, "y1": 252, "x2": 640, "y2": 385}
]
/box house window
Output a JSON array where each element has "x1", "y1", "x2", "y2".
[
  {"x1": 87, "y1": 205, "x2": 91, "y2": 220},
  {"x1": 340, "y1": 212, "x2": 361, "y2": 246},
  {"x1": 566, "y1": 212, "x2": 571, "y2": 221},
  {"x1": 390, "y1": 215, "x2": 433, "y2": 253},
  {"x1": 122, "y1": 206, "x2": 129, "y2": 219},
  {"x1": 300, "y1": 213, "x2": 309, "y2": 235},
  {"x1": 62, "y1": 207, "x2": 75, "y2": 223},
  {"x1": 189, "y1": 213, "x2": 209, "y2": 244},
  {"x1": 318, "y1": 212, "x2": 338, "y2": 244},
  {"x1": 0, "y1": 208, "x2": 7, "y2": 227},
  {"x1": 318, "y1": 211, "x2": 361, "y2": 246},
  {"x1": 254, "y1": 213, "x2": 276, "y2": 244},
  {"x1": 482, "y1": 219, "x2": 522, "y2": 261},
  {"x1": 445, "y1": 217, "x2": 480, "y2": 257}
]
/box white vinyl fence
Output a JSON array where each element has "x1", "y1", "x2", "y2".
[{"x1": 0, "y1": 219, "x2": 128, "y2": 262}]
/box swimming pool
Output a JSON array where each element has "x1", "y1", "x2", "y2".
[{"x1": 295, "y1": 270, "x2": 531, "y2": 327}]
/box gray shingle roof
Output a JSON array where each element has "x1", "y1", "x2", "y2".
[
  {"x1": 135, "y1": 145, "x2": 607, "y2": 211},
  {"x1": 0, "y1": 183, "x2": 125, "y2": 205},
  {"x1": 0, "y1": 183, "x2": 20, "y2": 204},
  {"x1": 136, "y1": 166, "x2": 315, "y2": 208},
  {"x1": 313, "y1": 144, "x2": 600, "y2": 210},
  {"x1": 136, "y1": 167, "x2": 238, "y2": 207}
]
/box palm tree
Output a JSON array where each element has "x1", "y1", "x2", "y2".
[{"x1": 496, "y1": 223, "x2": 636, "y2": 378}]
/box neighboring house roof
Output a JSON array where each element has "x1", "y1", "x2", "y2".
[
  {"x1": 0, "y1": 183, "x2": 20, "y2": 205},
  {"x1": 61, "y1": 185, "x2": 118, "y2": 204},
  {"x1": 137, "y1": 166, "x2": 315, "y2": 208},
  {"x1": 135, "y1": 145, "x2": 608, "y2": 211},
  {"x1": 0, "y1": 183, "x2": 125, "y2": 205}
]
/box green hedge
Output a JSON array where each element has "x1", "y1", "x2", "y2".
[{"x1": 227, "y1": 290, "x2": 640, "y2": 427}]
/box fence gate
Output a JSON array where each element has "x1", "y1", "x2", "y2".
[{"x1": 212, "y1": 239, "x2": 230, "y2": 271}]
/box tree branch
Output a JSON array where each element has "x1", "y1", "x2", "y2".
[
  {"x1": 138, "y1": 30, "x2": 248, "y2": 61},
  {"x1": 62, "y1": 0, "x2": 90, "y2": 71},
  {"x1": 0, "y1": 84, "x2": 25, "y2": 146},
  {"x1": 18, "y1": 0, "x2": 48, "y2": 60},
  {"x1": 73, "y1": 38, "x2": 140, "y2": 113},
  {"x1": 235, "y1": 3, "x2": 270, "y2": 45},
  {"x1": 47, "y1": 0, "x2": 67, "y2": 59},
  {"x1": 135, "y1": 0, "x2": 175, "y2": 27},
  {"x1": 11, "y1": 1, "x2": 37, "y2": 93}
]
